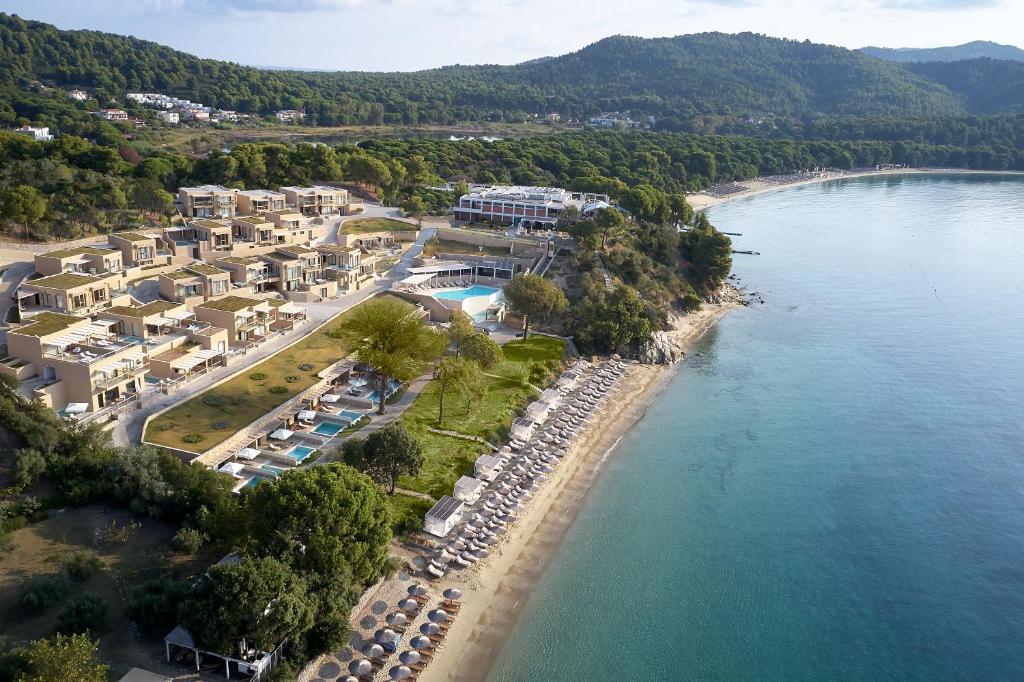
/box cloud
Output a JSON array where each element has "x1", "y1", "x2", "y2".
[
  {"x1": 175, "y1": 0, "x2": 386, "y2": 13},
  {"x1": 871, "y1": 0, "x2": 1003, "y2": 8}
]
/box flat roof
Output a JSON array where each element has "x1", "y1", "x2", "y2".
[
  {"x1": 426, "y1": 495, "x2": 464, "y2": 521},
  {"x1": 277, "y1": 245, "x2": 315, "y2": 255},
  {"x1": 236, "y1": 189, "x2": 284, "y2": 198},
  {"x1": 218, "y1": 256, "x2": 262, "y2": 265},
  {"x1": 197, "y1": 295, "x2": 259, "y2": 313},
  {"x1": 234, "y1": 215, "x2": 272, "y2": 225},
  {"x1": 192, "y1": 219, "x2": 231, "y2": 230},
  {"x1": 316, "y1": 244, "x2": 357, "y2": 254},
  {"x1": 27, "y1": 272, "x2": 106, "y2": 290},
  {"x1": 39, "y1": 246, "x2": 111, "y2": 259},
  {"x1": 162, "y1": 270, "x2": 197, "y2": 280},
  {"x1": 187, "y1": 263, "x2": 229, "y2": 276},
  {"x1": 104, "y1": 301, "x2": 180, "y2": 318},
  {"x1": 113, "y1": 231, "x2": 155, "y2": 242},
  {"x1": 13, "y1": 311, "x2": 86, "y2": 337},
  {"x1": 179, "y1": 185, "x2": 231, "y2": 193}
]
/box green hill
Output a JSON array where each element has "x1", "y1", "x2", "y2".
[{"x1": 861, "y1": 41, "x2": 1024, "y2": 63}]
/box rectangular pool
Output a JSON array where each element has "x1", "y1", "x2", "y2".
[
  {"x1": 260, "y1": 464, "x2": 286, "y2": 476},
  {"x1": 339, "y1": 410, "x2": 365, "y2": 423},
  {"x1": 284, "y1": 445, "x2": 316, "y2": 463},
  {"x1": 312, "y1": 422, "x2": 344, "y2": 437},
  {"x1": 433, "y1": 285, "x2": 499, "y2": 301}
]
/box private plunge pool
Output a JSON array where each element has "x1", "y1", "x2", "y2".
[
  {"x1": 284, "y1": 444, "x2": 316, "y2": 464},
  {"x1": 432, "y1": 284, "x2": 500, "y2": 301}
]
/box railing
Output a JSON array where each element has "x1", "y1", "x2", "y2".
[{"x1": 91, "y1": 361, "x2": 150, "y2": 391}]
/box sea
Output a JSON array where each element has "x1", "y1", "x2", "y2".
[{"x1": 487, "y1": 173, "x2": 1024, "y2": 681}]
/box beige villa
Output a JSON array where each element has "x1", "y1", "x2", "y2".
[
  {"x1": 280, "y1": 186, "x2": 350, "y2": 216},
  {"x1": 17, "y1": 272, "x2": 131, "y2": 317},
  {"x1": 158, "y1": 264, "x2": 232, "y2": 309},
  {"x1": 178, "y1": 185, "x2": 237, "y2": 219}
]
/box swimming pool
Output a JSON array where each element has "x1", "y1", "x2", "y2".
[
  {"x1": 312, "y1": 422, "x2": 344, "y2": 437},
  {"x1": 339, "y1": 410, "x2": 366, "y2": 423},
  {"x1": 433, "y1": 285, "x2": 499, "y2": 301},
  {"x1": 260, "y1": 464, "x2": 285, "y2": 476},
  {"x1": 284, "y1": 445, "x2": 316, "y2": 463}
]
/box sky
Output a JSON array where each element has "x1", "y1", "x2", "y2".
[{"x1": 4, "y1": 0, "x2": 1023, "y2": 71}]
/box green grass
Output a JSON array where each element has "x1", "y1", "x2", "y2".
[
  {"x1": 386, "y1": 493, "x2": 434, "y2": 536},
  {"x1": 397, "y1": 336, "x2": 566, "y2": 499},
  {"x1": 341, "y1": 218, "x2": 419, "y2": 234},
  {"x1": 422, "y1": 239, "x2": 523, "y2": 258}
]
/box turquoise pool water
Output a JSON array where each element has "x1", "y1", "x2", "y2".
[
  {"x1": 433, "y1": 285, "x2": 498, "y2": 301},
  {"x1": 312, "y1": 422, "x2": 344, "y2": 437},
  {"x1": 260, "y1": 464, "x2": 285, "y2": 476},
  {"x1": 285, "y1": 445, "x2": 315, "y2": 463},
  {"x1": 339, "y1": 410, "x2": 365, "y2": 423}
]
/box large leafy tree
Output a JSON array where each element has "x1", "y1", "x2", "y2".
[
  {"x1": 460, "y1": 332, "x2": 503, "y2": 369},
  {"x1": 364, "y1": 423, "x2": 424, "y2": 494},
  {"x1": 433, "y1": 356, "x2": 475, "y2": 425},
  {"x1": 503, "y1": 273, "x2": 568, "y2": 338},
  {"x1": 245, "y1": 463, "x2": 392, "y2": 587},
  {"x1": 678, "y1": 212, "x2": 733, "y2": 292},
  {"x1": 333, "y1": 297, "x2": 446, "y2": 414},
  {"x1": 570, "y1": 285, "x2": 654, "y2": 355},
  {"x1": 18, "y1": 634, "x2": 107, "y2": 682},
  {"x1": 181, "y1": 557, "x2": 316, "y2": 656}
]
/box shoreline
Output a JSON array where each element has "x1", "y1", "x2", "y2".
[
  {"x1": 417, "y1": 290, "x2": 743, "y2": 682},
  {"x1": 685, "y1": 168, "x2": 1024, "y2": 212}
]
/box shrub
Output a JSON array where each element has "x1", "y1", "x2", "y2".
[
  {"x1": 182, "y1": 433, "x2": 204, "y2": 444},
  {"x1": 14, "y1": 448, "x2": 46, "y2": 487},
  {"x1": 171, "y1": 527, "x2": 206, "y2": 554},
  {"x1": 18, "y1": 574, "x2": 70, "y2": 613},
  {"x1": 284, "y1": 375, "x2": 300, "y2": 383},
  {"x1": 55, "y1": 593, "x2": 107, "y2": 634},
  {"x1": 62, "y1": 550, "x2": 102, "y2": 582},
  {"x1": 268, "y1": 386, "x2": 288, "y2": 394},
  {"x1": 249, "y1": 372, "x2": 268, "y2": 381},
  {"x1": 210, "y1": 422, "x2": 230, "y2": 430},
  {"x1": 298, "y1": 363, "x2": 314, "y2": 372},
  {"x1": 125, "y1": 578, "x2": 190, "y2": 636},
  {"x1": 201, "y1": 395, "x2": 224, "y2": 407}
]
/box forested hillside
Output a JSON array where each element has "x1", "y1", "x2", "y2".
[
  {"x1": 861, "y1": 41, "x2": 1024, "y2": 63},
  {"x1": 3, "y1": 13, "x2": 1023, "y2": 130}
]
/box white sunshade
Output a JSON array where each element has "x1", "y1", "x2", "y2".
[
  {"x1": 278, "y1": 302, "x2": 303, "y2": 315},
  {"x1": 270, "y1": 428, "x2": 294, "y2": 441},
  {"x1": 401, "y1": 273, "x2": 435, "y2": 286},
  {"x1": 49, "y1": 330, "x2": 90, "y2": 348},
  {"x1": 219, "y1": 462, "x2": 245, "y2": 476},
  {"x1": 64, "y1": 402, "x2": 89, "y2": 414},
  {"x1": 89, "y1": 320, "x2": 115, "y2": 334},
  {"x1": 407, "y1": 262, "x2": 472, "y2": 274},
  {"x1": 152, "y1": 316, "x2": 177, "y2": 327},
  {"x1": 237, "y1": 447, "x2": 260, "y2": 460},
  {"x1": 164, "y1": 309, "x2": 195, "y2": 321},
  {"x1": 321, "y1": 393, "x2": 340, "y2": 403},
  {"x1": 298, "y1": 410, "x2": 317, "y2": 421}
]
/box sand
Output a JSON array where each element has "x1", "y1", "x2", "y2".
[{"x1": 416, "y1": 291, "x2": 743, "y2": 682}]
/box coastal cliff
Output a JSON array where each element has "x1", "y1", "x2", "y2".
[{"x1": 637, "y1": 284, "x2": 745, "y2": 364}]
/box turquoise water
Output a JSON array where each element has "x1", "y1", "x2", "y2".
[
  {"x1": 260, "y1": 464, "x2": 285, "y2": 476},
  {"x1": 285, "y1": 445, "x2": 315, "y2": 463},
  {"x1": 489, "y1": 174, "x2": 1024, "y2": 681},
  {"x1": 338, "y1": 409, "x2": 365, "y2": 423},
  {"x1": 432, "y1": 285, "x2": 499, "y2": 301},
  {"x1": 312, "y1": 421, "x2": 344, "y2": 437}
]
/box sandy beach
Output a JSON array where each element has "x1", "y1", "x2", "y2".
[{"x1": 411, "y1": 289, "x2": 743, "y2": 682}]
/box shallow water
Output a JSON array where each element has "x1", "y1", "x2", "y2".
[{"x1": 488, "y1": 174, "x2": 1024, "y2": 681}]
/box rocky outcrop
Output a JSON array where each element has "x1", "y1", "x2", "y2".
[{"x1": 636, "y1": 329, "x2": 685, "y2": 365}]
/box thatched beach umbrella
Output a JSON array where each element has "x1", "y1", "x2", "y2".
[
  {"x1": 407, "y1": 583, "x2": 429, "y2": 597},
  {"x1": 398, "y1": 598, "x2": 419, "y2": 612},
  {"x1": 399, "y1": 650, "x2": 422, "y2": 666},
  {"x1": 420, "y1": 622, "x2": 441, "y2": 636},
  {"x1": 389, "y1": 664, "x2": 412, "y2": 680},
  {"x1": 386, "y1": 612, "x2": 408, "y2": 627},
  {"x1": 427, "y1": 608, "x2": 450, "y2": 623},
  {"x1": 375, "y1": 628, "x2": 399, "y2": 645},
  {"x1": 350, "y1": 658, "x2": 373, "y2": 675},
  {"x1": 410, "y1": 635, "x2": 432, "y2": 650},
  {"x1": 362, "y1": 643, "x2": 385, "y2": 659}
]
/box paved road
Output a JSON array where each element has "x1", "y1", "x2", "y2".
[{"x1": 0, "y1": 260, "x2": 36, "y2": 343}]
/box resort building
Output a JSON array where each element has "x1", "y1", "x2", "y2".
[
  {"x1": 108, "y1": 232, "x2": 166, "y2": 268},
  {"x1": 453, "y1": 475, "x2": 486, "y2": 504},
  {"x1": 3, "y1": 312, "x2": 150, "y2": 414},
  {"x1": 474, "y1": 454, "x2": 502, "y2": 482},
  {"x1": 96, "y1": 108, "x2": 129, "y2": 121},
  {"x1": 33, "y1": 246, "x2": 123, "y2": 277},
  {"x1": 274, "y1": 109, "x2": 306, "y2": 123},
  {"x1": 453, "y1": 185, "x2": 610, "y2": 229},
  {"x1": 193, "y1": 296, "x2": 279, "y2": 348},
  {"x1": 280, "y1": 186, "x2": 350, "y2": 216},
  {"x1": 316, "y1": 244, "x2": 375, "y2": 293},
  {"x1": 16, "y1": 272, "x2": 130, "y2": 317},
  {"x1": 215, "y1": 256, "x2": 272, "y2": 294},
  {"x1": 158, "y1": 264, "x2": 232, "y2": 308},
  {"x1": 156, "y1": 111, "x2": 179, "y2": 124},
  {"x1": 13, "y1": 126, "x2": 54, "y2": 142},
  {"x1": 68, "y1": 89, "x2": 89, "y2": 101},
  {"x1": 177, "y1": 185, "x2": 237, "y2": 219},
  {"x1": 235, "y1": 189, "x2": 286, "y2": 215}
]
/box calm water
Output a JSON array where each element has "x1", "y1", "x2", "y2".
[{"x1": 488, "y1": 174, "x2": 1024, "y2": 681}]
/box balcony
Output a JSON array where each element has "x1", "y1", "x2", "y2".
[{"x1": 91, "y1": 361, "x2": 150, "y2": 392}]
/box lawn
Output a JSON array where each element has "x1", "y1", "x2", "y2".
[
  {"x1": 422, "y1": 238, "x2": 531, "y2": 258},
  {"x1": 341, "y1": 217, "x2": 419, "y2": 234},
  {"x1": 0, "y1": 506, "x2": 197, "y2": 678},
  {"x1": 397, "y1": 335, "x2": 566, "y2": 499},
  {"x1": 386, "y1": 493, "x2": 434, "y2": 536}
]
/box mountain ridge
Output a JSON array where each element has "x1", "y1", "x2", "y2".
[{"x1": 860, "y1": 40, "x2": 1024, "y2": 63}]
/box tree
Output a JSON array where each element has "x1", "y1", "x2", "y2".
[
  {"x1": 433, "y1": 357, "x2": 472, "y2": 425},
  {"x1": 245, "y1": 463, "x2": 392, "y2": 587},
  {"x1": 593, "y1": 207, "x2": 626, "y2": 250},
  {"x1": 503, "y1": 274, "x2": 567, "y2": 339},
  {"x1": 14, "y1": 448, "x2": 46, "y2": 487},
  {"x1": 401, "y1": 195, "x2": 428, "y2": 226},
  {"x1": 55, "y1": 594, "x2": 106, "y2": 635},
  {"x1": 0, "y1": 185, "x2": 46, "y2": 240},
  {"x1": 18, "y1": 634, "x2": 107, "y2": 682},
  {"x1": 125, "y1": 578, "x2": 190, "y2": 636},
  {"x1": 181, "y1": 557, "x2": 315, "y2": 656},
  {"x1": 363, "y1": 423, "x2": 423, "y2": 494},
  {"x1": 678, "y1": 212, "x2": 732, "y2": 291},
  {"x1": 570, "y1": 286, "x2": 654, "y2": 354},
  {"x1": 446, "y1": 310, "x2": 475, "y2": 357},
  {"x1": 460, "y1": 332, "x2": 503, "y2": 369},
  {"x1": 333, "y1": 297, "x2": 445, "y2": 414}
]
